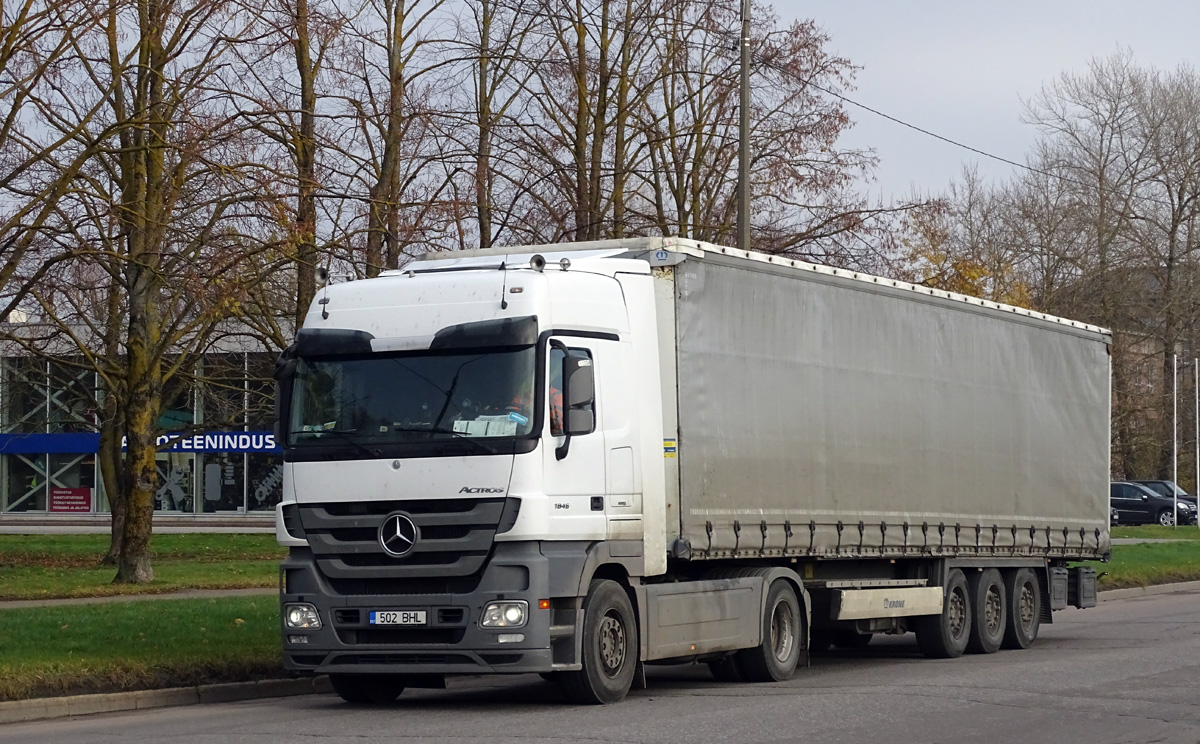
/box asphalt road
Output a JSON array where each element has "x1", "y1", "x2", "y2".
[{"x1": 5, "y1": 588, "x2": 1199, "y2": 744}]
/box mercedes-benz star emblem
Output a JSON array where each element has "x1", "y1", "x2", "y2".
[{"x1": 378, "y1": 513, "x2": 419, "y2": 558}]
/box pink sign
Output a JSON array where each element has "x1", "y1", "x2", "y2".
[{"x1": 49, "y1": 487, "x2": 92, "y2": 513}]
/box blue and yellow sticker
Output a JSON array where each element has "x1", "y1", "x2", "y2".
[{"x1": 663, "y1": 439, "x2": 677, "y2": 458}]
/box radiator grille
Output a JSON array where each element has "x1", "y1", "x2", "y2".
[{"x1": 299, "y1": 498, "x2": 509, "y2": 585}]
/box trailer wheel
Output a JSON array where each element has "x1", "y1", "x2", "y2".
[
  {"x1": 735, "y1": 580, "x2": 802, "y2": 682},
  {"x1": 329, "y1": 674, "x2": 405, "y2": 704},
  {"x1": 966, "y1": 568, "x2": 1006, "y2": 654},
  {"x1": 915, "y1": 569, "x2": 971, "y2": 659},
  {"x1": 558, "y1": 579, "x2": 638, "y2": 705},
  {"x1": 1001, "y1": 568, "x2": 1041, "y2": 650}
]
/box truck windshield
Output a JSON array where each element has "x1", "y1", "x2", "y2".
[{"x1": 287, "y1": 346, "x2": 537, "y2": 447}]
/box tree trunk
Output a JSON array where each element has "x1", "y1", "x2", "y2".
[
  {"x1": 115, "y1": 262, "x2": 162, "y2": 584},
  {"x1": 293, "y1": 0, "x2": 318, "y2": 328},
  {"x1": 99, "y1": 401, "x2": 126, "y2": 566}
]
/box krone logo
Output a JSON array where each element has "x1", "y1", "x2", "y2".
[{"x1": 378, "y1": 513, "x2": 419, "y2": 557}]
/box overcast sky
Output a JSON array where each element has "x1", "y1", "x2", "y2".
[{"x1": 779, "y1": 1, "x2": 1200, "y2": 203}]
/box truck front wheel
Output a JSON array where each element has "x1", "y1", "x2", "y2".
[
  {"x1": 915, "y1": 569, "x2": 971, "y2": 659},
  {"x1": 736, "y1": 580, "x2": 803, "y2": 682},
  {"x1": 329, "y1": 674, "x2": 405, "y2": 704},
  {"x1": 559, "y1": 579, "x2": 638, "y2": 705}
]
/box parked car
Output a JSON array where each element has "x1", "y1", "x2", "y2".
[
  {"x1": 1110, "y1": 481, "x2": 1199, "y2": 526},
  {"x1": 1130, "y1": 480, "x2": 1199, "y2": 506}
]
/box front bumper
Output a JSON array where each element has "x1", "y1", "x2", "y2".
[{"x1": 280, "y1": 541, "x2": 581, "y2": 676}]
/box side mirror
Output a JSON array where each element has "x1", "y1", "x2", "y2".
[
  {"x1": 1142, "y1": 494, "x2": 1149, "y2": 501},
  {"x1": 562, "y1": 356, "x2": 594, "y2": 436}
]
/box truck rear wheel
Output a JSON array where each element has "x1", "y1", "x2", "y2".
[
  {"x1": 1001, "y1": 568, "x2": 1041, "y2": 649},
  {"x1": 329, "y1": 674, "x2": 405, "y2": 704},
  {"x1": 966, "y1": 568, "x2": 1006, "y2": 654},
  {"x1": 915, "y1": 569, "x2": 971, "y2": 659},
  {"x1": 558, "y1": 579, "x2": 638, "y2": 705},
  {"x1": 735, "y1": 580, "x2": 802, "y2": 682}
]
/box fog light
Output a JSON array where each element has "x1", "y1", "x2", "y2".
[
  {"x1": 284, "y1": 603, "x2": 322, "y2": 629},
  {"x1": 480, "y1": 601, "x2": 528, "y2": 628},
  {"x1": 287, "y1": 634, "x2": 310, "y2": 644},
  {"x1": 497, "y1": 633, "x2": 525, "y2": 644}
]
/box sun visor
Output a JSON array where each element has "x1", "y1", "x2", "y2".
[
  {"x1": 430, "y1": 315, "x2": 538, "y2": 349},
  {"x1": 294, "y1": 328, "x2": 375, "y2": 357}
]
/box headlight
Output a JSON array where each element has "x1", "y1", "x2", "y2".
[
  {"x1": 480, "y1": 601, "x2": 528, "y2": 628},
  {"x1": 284, "y1": 603, "x2": 322, "y2": 629}
]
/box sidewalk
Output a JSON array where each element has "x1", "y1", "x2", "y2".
[
  {"x1": 0, "y1": 587, "x2": 275, "y2": 611},
  {"x1": 0, "y1": 513, "x2": 274, "y2": 534}
]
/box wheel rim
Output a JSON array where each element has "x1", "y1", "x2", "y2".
[
  {"x1": 598, "y1": 610, "x2": 626, "y2": 677},
  {"x1": 770, "y1": 600, "x2": 795, "y2": 663},
  {"x1": 1018, "y1": 582, "x2": 1036, "y2": 632},
  {"x1": 1160, "y1": 511, "x2": 1175, "y2": 526},
  {"x1": 984, "y1": 585, "x2": 1002, "y2": 635},
  {"x1": 948, "y1": 587, "x2": 967, "y2": 640}
]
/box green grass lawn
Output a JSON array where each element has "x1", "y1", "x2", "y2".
[
  {"x1": 1095, "y1": 539, "x2": 1200, "y2": 589},
  {"x1": 1110, "y1": 524, "x2": 1200, "y2": 541},
  {"x1": 0, "y1": 597, "x2": 284, "y2": 701},
  {"x1": 0, "y1": 534, "x2": 285, "y2": 601},
  {"x1": 0, "y1": 561, "x2": 279, "y2": 601},
  {"x1": 0, "y1": 533, "x2": 285, "y2": 565}
]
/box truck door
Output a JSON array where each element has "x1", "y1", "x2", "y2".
[{"x1": 542, "y1": 340, "x2": 608, "y2": 539}]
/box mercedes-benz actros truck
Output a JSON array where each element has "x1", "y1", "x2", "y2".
[{"x1": 274, "y1": 237, "x2": 1108, "y2": 705}]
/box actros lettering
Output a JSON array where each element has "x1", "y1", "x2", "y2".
[{"x1": 459, "y1": 487, "x2": 505, "y2": 494}]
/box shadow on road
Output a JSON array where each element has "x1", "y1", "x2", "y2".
[{"x1": 313, "y1": 634, "x2": 942, "y2": 710}]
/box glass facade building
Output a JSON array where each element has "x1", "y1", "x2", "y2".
[{"x1": 0, "y1": 353, "x2": 282, "y2": 516}]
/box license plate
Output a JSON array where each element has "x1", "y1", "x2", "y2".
[{"x1": 369, "y1": 610, "x2": 427, "y2": 626}]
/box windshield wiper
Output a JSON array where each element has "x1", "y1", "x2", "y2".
[
  {"x1": 389, "y1": 426, "x2": 504, "y2": 454},
  {"x1": 291, "y1": 428, "x2": 379, "y2": 459}
]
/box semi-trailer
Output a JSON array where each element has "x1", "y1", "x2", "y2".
[{"x1": 274, "y1": 237, "x2": 1108, "y2": 704}]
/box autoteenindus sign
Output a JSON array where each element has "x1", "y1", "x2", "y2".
[
  {"x1": 0, "y1": 431, "x2": 282, "y2": 455},
  {"x1": 121, "y1": 431, "x2": 282, "y2": 454}
]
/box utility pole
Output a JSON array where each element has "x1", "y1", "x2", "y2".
[
  {"x1": 737, "y1": 0, "x2": 750, "y2": 253},
  {"x1": 1174, "y1": 353, "x2": 1179, "y2": 528}
]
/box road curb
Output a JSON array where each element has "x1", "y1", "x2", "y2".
[
  {"x1": 0, "y1": 676, "x2": 331, "y2": 725},
  {"x1": 1099, "y1": 579, "x2": 1200, "y2": 601}
]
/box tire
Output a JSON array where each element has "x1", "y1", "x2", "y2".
[
  {"x1": 558, "y1": 579, "x2": 638, "y2": 705},
  {"x1": 915, "y1": 569, "x2": 971, "y2": 659},
  {"x1": 329, "y1": 674, "x2": 405, "y2": 704},
  {"x1": 1001, "y1": 568, "x2": 1042, "y2": 650},
  {"x1": 832, "y1": 631, "x2": 872, "y2": 650},
  {"x1": 707, "y1": 655, "x2": 744, "y2": 682},
  {"x1": 735, "y1": 580, "x2": 803, "y2": 682},
  {"x1": 1158, "y1": 509, "x2": 1176, "y2": 527},
  {"x1": 966, "y1": 568, "x2": 1006, "y2": 654}
]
